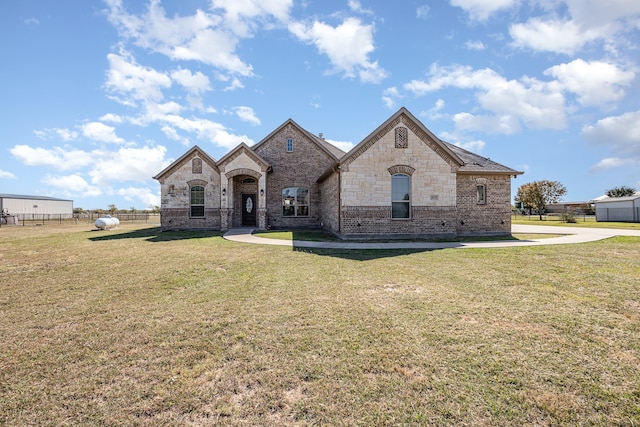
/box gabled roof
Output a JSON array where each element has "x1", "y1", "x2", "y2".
[
  {"x1": 593, "y1": 193, "x2": 640, "y2": 203},
  {"x1": 340, "y1": 107, "x2": 464, "y2": 168},
  {"x1": 0, "y1": 193, "x2": 73, "y2": 202},
  {"x1": 152, "y1": 145, "x2": 217, "y2": 181},
  {"x1": 444, "y1": 142, "x2": 523, "y2": 175},
  {"x1": 217, "y1": 142, "x2": 270, "y2": 172},
  {"x1": 252, "y1": 118, "x2": 344, "y2": 161}
]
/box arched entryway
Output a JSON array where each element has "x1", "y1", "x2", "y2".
[{"x1": 222, "y1": 168, "x2": 267, "y2": 229}]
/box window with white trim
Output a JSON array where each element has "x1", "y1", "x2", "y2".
[
  {"x1": 282, "y1": 187, "x2": 309, "y2": 217},
  {"x1": 190, "y1": 185, "x2": 205, "y2": 217},
  {"x1": 286, "y1": 138, "x2": 293, "y2": 152},
  {"x1": 391, "y1": 174, "x2": 410, "y2": 219}
]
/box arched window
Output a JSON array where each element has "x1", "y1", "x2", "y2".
[
  {"x1": 190, "y1": 185, "x2": 205, "y2": 217},
  {"x1": 391, "y1": 174, "x2": 410, "y2": 219},
  {"x1": 282, "y1": 187, "x2": 309, "y2": 217}
]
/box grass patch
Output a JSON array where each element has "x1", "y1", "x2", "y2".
[
  {"x1": 513, "y1": 215, "x2": 640, "y2": 230},
  {"x1": 256, "y1": 229, "x2": 563, "y2": 242},
  {"x1": 1, "y1": 223, "x2": 639, "y2": 425}
]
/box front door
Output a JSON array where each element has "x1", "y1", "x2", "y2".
[{"x1": 241, "y1": 194, "x2": 256, "y2": 226}]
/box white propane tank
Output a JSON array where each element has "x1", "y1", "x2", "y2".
[{"x1": 94, "y1": 215, "x2": 120, "y2": 230}]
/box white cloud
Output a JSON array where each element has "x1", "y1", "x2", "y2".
[
  {"x1": 420, "y1": 98, "x2": 446, "y2": 120},
  {"x1": 416, "y1": 5, "x2": 430, "y2": 20},
  {"x1": 105, "y1": 51, "x2": 172, "y2": 105},
  {"x1": 509, "y1": 1, "x2": 640, "y2": 55},
  {"x1": 289, "y1": 17, "x2": 387, "y2": 83},
  {"x1": 465, "y1": 40, "x2": 486, "y2": 50},
  {"x1": 326, "y1": 139, "x2": 354, "y2": 153},
  {"x1": 564, "y1": 0, "x2": 640, "y2": 32},
  {"x1": 159, "y1": 115, "x2": 254, "y2": 149},
  {"x1": 161, "y1": 126, "x2": 190, "y2": 145},
  {"x1": 24, "y1": 17, "x2": 40, "y2": 25},
  {"x1": 105, "y1": 0, "x2": 255, "y2": 76},
  {"x1": 223, "y1": 77, "x2": 244, "y2": 91},
  {"x1": 210, "y1": 0, "x2": 293, "y2": 36},
  {"x1": 170, "y1": 68, "x2": 211, "y2": 94},
  {"x1": 544, "y1": 59, "x2": 635, "y2": 107},
  {"x1": 117, "y1": 186, "x2": 160, "y2": 208},
  {"x1": 404, "y1": 64, "x2": 566, "y2": 133},
  {"x1": 81, "y1": 122, "x2": 126, "y2": 144},
  {"x1": 440, "y1": 130, "x2": 486, "y2": 152},
  {"x1": 589, "y1": 157, "x2": 633, "y2": 172},
  {"x1": 0, "y1": 169, "x2": 17, "y2": 179},
  {"x1": 450, "y1": 0, "x2": 517, "y2": 21},
  {"x1": 348, "y1": 0, "x2": 373, "y2": 15},
  {"x1": 100, "y1": 113, "x2": 124, "y2": 123},
  {"x1": 582, "y1": 110, "x2": 640, "y2": 159},
  {"x1": 42, "y1": 174, "x2": 102, "y2": 197},
  {"x1": 382, "y1": 86, "x2": 400, "y2": 109},
  {"x1": 89, "y1": 145, "x2": 169, "y2": 187},
  {"x1": 510, "y1": 18, "x2": 601, "y2": 55},
  {"x1": 54, "y1": 128, "x2": 79, "y2": 141},
  {"x1": 10, "y1": 145, "x2": 94, "y2": 170},
  {"x1": 32, "y1": 128, "x2": 78, "y2": 141},
  {"x1": 234, "y1": 106, "x2": 261, "y2": 125}
]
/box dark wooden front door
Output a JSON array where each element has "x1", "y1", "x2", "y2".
[{"x1": 241, "y1": 194, "x2": 256, "y2": 226}]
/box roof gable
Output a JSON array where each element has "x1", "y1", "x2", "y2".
[
  {"x1": 217, "y1": 142, "x2": 270, "y2": 173},
  {"x1": 339, "y1": 107, "x2": 464, "y2": 169},
  {"x1": 152, "y1": 145, "x2": 218, "y2": 181},
  {"x1": 252, "y1": 118, "x2": 344, "y2": 161}
]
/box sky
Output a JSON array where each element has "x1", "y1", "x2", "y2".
[{"x1": 1, "y1": 0, "x2": 639, "y2": 210}]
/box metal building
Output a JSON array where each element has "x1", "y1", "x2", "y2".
[
  {"x1": 0, "y1": 194, "x2": 74, "y2": 218},
  {"x1": 594, "y1": 193, "x2": 640, "y2": 222}
]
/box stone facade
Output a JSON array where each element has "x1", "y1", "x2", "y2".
[{"x1": 154, "y1": 108, "x2": 522, "y2": 237}]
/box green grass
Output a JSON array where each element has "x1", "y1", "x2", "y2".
[
  {"x1": 1, "y1": 223, "x2": 639, "y2": 426},
  {"x1": 255, "y1": 229, "x2": 564, "y2": 242},
  {"x1": 513, "y1": 215, "x2": 640, "y2": 230}
]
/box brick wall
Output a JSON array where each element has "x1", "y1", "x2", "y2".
[
  {"x1": 160, "y1": 208, "x2": 221, "y2": 230},
  {"x1": 456, "y1": 175, "x2": 512, "y2": 235},
  {"x1": 339, "y1": 205, "x2": 457, "y2": 238},
  {"x1": 253, "y1": 124, "x2": 336, "y2": 229},
  {"x1": 319, "y1": 171, "x2": 340, "y2": 233},
  {"x1": 158, "y1": 151, "x2": 221, "y2": 230}
]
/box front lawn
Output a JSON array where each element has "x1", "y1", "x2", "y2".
[{"x1": 1, "y1": 223, "x2": 638, "y2": 425}]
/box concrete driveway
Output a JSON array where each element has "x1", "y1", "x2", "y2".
[{"x1": 223, "y1": 224, "x2": 640, "y2": 250}]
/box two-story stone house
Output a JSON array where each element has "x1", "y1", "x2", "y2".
[{"x1": 153, "y1": 107, "x2": 523, "y2": 238}]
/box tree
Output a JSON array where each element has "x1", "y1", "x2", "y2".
[
  {"x1": 605, "y1": 186, "x2": 636, "y2": 198},
  {"x1": 107, "y1": 204, "x2": 117, "y2": 213},
  {"x1": 515, "y1": 180, "x2": 567, "y2": 220}
]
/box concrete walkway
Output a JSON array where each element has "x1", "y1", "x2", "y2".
[{"x1": 223, "y1": 224, "x2": 640, "y2": 250}]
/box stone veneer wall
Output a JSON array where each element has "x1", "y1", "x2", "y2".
[
  {"x1": 337, "y1": 121, "x2": 459, "y2": 237},
  {"x1": 455, "y1": 175, "x2": 512, "y2": 235},
  {"x1": 253, "y1": 124, "x2": 336, "y2": 229},
  {"x1": 158, "y1": 151, "x2": 221, "y2": 230}
]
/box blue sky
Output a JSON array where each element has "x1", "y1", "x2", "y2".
[{"x1": 1, "y1": 0, "x2": 639, "y2": 210}]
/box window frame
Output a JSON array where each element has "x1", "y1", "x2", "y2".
[
  {"x1": 476, "y1": 184, "x2": 486, "y2": 205},
  {"x1": 190, "y1": 185, "x2": 205, "y2": 218},
  {"x1": 391, "y1": 174, "x2": 411, "y2": 219},
  {"x1": 286, "y1": 138, "x2": 293, "y2": 152},
  {"x1": 282, "y1": 187, "x2": 309, "y2": 217}
]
